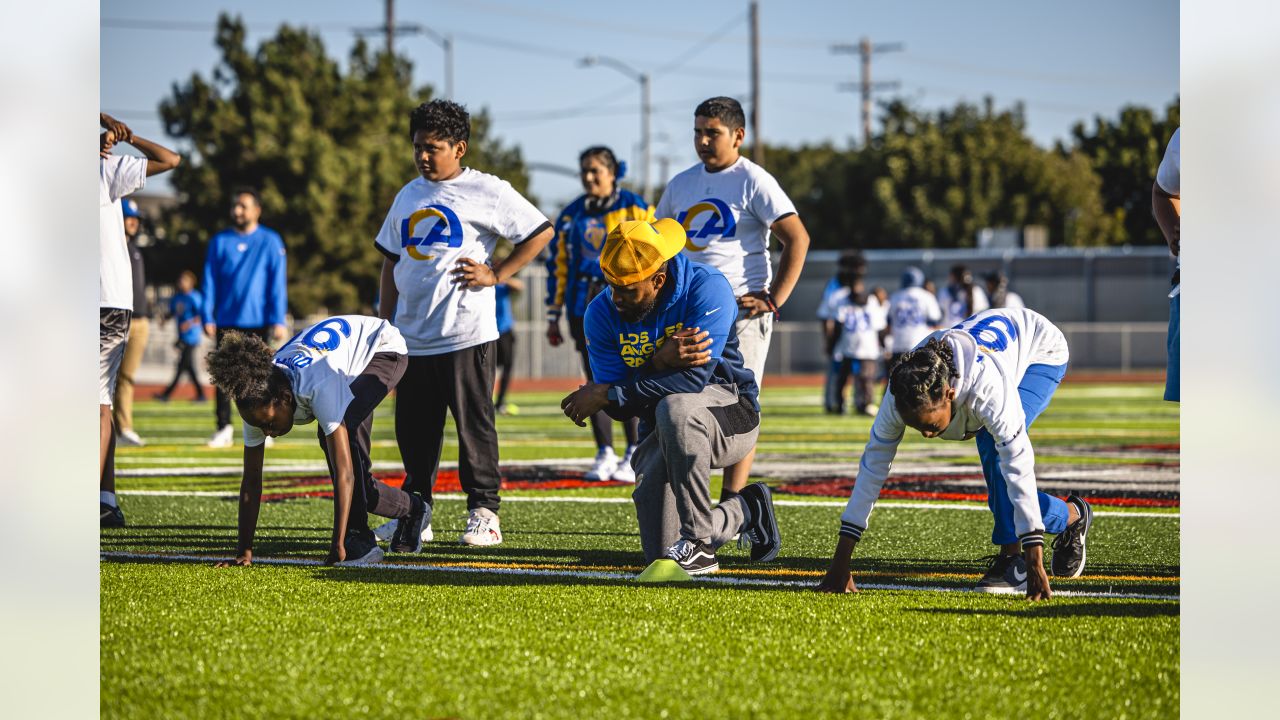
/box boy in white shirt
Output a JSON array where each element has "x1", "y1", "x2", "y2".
[
  {"x1": 656, "y1": 96, "x2": 811, "y2": 501},
  {"x1": 373, "y1": 100, "x2": 553, "y2": 547},
  {"x1": 816, "y1": 309, "x2": 1094, "y2": 600},
  {"x1": 886, "y1": 266, "x2": 942, "y2": 369},
  {"x1": 207, "y1": 316, "x2": 424, "y2": 566},
  {"x1": 937, "y1": 264, "x2": 989, "y2": 326},
  {"x1": 823, "y1": 279, "x2": 887, "y2": 415},
  {"x1": 1152, "y1": 127, "x2": 1180, "y2": 403}
]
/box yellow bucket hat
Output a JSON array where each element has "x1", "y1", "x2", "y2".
[{"x1": 599, "y1": 218, "x2": 687, "y2": 286}]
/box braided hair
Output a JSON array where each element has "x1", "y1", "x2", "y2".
[
  {"x1": 206, "y1": 331, "x2": 291, "y2": 411},
  {"x1": 889, "y1": 337, "x2": 959, "y2": 413}
]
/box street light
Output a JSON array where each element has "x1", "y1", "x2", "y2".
[
  {"x1": 579, "y1": 55, "x2": 650, "y2": 201},
  {"x1": 355, "y1": 23, "x2": 454, "y2": 100}
]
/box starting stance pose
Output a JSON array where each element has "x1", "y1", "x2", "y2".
[
  {"x1": 816, "y1": 308, "x2": 1093, "y2": 600},
  {"x1": 560, "y1": 219, "x2": 781, "y2": 575},
  {"x1": 209, "y1": 316, "x2": 429, "y2": 567}
]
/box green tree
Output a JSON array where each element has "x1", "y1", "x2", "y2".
[{"x1": 158, "y1": 14, "x2": 530, "y2": 316}]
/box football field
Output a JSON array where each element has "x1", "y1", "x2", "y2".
[{"x1": 101, "y1": 381, "x2": 1179, "y2": 718}]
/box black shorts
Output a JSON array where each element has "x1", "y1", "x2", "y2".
[{"x1": 495, "y1": 330, "x2": 514, "y2": 369}]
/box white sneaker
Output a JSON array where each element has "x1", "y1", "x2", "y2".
[
  {"x1": 263, "y1": 435, "x2": 275, "y2": 448},
  {"x1": 207, "y1": 425, "x2": 233, "y2": 448},
  {"x1": 372, "y1": 519, "x2": 433, "y2": 544},
  {"x1": 584, "y1": 447, "x2": 619, "y2": 481},
  {"x1": 117, "y1": 429, "x2": 146, "y2": 447},
  {"x1": 459, "y1": 508, "x2": 502, "y2": 546},
  {"x1": 611, "y1": 445, "x2": 638, "y2": 483}
]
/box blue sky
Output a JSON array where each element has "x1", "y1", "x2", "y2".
[{"x1": 101, "y1": 0, "x2": 1179, "y2": 213}]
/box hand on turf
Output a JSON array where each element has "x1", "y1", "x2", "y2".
[
  {"x1": 815, "y1": 567, "x2": 858, "y2": 594},
  {"x1": 560, "y1": 383, "x2": 609, "y2": 427},
  {"x1": 1024, "y1": 545, "x2": 1051, "y2": 601},
  {"x1": 451, "y1": 258, "x2": 497, "y2": 289},
  {"x1": 324, "y1": 545, "x2": 346, "y2": 566},
  {"x1": 547, "y1": 320, "x2": 564, "y2": 347},
  {"x1": 215, "y1": 551, "x2": 253, "y2": 568},
  {"x1": 652, "y1": 327, "x2": 712, "y2": 371},
  {"x1": 737, "y1": 292, "x2": 773, "y2": 319}
]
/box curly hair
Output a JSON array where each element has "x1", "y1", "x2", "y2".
[
  {"x1": 206, "y1": 331, "x2": 290, "y2": 409},
  {"x1": 694, "y1": 96, "x2": 746, "y2": 130},
  {"x1": 409, "y1": 99, "x2": 470, "y2": 144},
  {"x1": 889, "y1": 337, "x2": 958, "y2": 413}
]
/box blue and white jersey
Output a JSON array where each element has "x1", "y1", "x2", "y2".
[
  {"x1": 826, "y1": 288, "x2": 886, "y2": 361},
  {"x1": 887, "y1": 286, "x2": 942, "y2": 353},
  {"x1": 938, "y1": 283, "x2": 989, "y2": 327},
  {"x1": 242, "y1": 315, "x2": 407, "y2": 447},
  {"x1": 840, "y1": 308, "x2": 1069, "y2": 539}
]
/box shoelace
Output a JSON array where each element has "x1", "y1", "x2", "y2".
[
  {"x1": 666, "y1": 539, "x2": 693, "y2": 561},
  {"x1": 463, "y1": 513, "x2": 488, "y2": 534},
  {"x1": 737, "y1": 527, "x2": 762, "y2": 551},
  {"x1": 979, "y1": 553, "x2": 1012, "y2": 573}
]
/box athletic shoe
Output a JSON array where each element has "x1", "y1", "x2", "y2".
[
  {"x1": 373, "y1": 519, "x2": 434, "y2": 544},
  {"x1": 117, "y1": 429, "x2": 146, "y2": 447},
  {"x1": 207, "y1": 425, "x2": 233, "y2": 448},
  {"x1": 974, "y1": 554, "x2": 1028, "y2": 594},
  {"x1": 584, "y1": 447, "x2": 619, "y2": 481},
  {"x1": 460, "y1": 508, "x2": 502, "y2": 546},
  {"x1": 391, "y1": 500, "x2": 434, "y2": 554},
  {"x1": 664, "y1": 538, "x2": 719, "y2": 575},
  {"x1": 100, "y1": 502, "x2": 126, "y2": 528},
  {"x1": 611, "y1": 445, "x2": 638, "y2": 483},
  {"x1": 738, "y1": 482, "x2": 782, "y2": 562},
  {"x1": 1051, "y1": 495, "x2": 1094, "y2": 578},
  {"x1": 335, "y1": 530, "x2": 384, "y2": 567},
  {"x1": 154, "y1": 393, "x2": 171, "y2": 403},
  {"x1": 496, "y1": 403, "x2": 520, "y2": 416},
  {"x1": 263, "y1": 436, "x2": 274, "y2": 448},
  {"x1": 193, "y1": 395, "x2": 208, "y2": 403}
]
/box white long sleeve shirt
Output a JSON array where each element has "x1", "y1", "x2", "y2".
[{"x1": 839, "y1": 308, "x2": 1069, "y2": 541}]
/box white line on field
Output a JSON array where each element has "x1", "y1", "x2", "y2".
[
  {"x1": 99, "y1": 552, "x2": 1178, "y2": 601},
  {"x1": 114, "y1": 490, "x2": 1178, "y2": 518}
]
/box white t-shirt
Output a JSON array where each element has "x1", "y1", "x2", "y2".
[
  {"x1": 840, "y1": 308, "x2": 1069, "y2": 539},
  {"x1": 99, "y1": 156, "x2": 147, "y2": 310},
  {"x1": 243, "y1": 316, "x2": 407, "y2": 447},
  {"x1": 1002, "y1": 291, "x2": 1025, "y2": 310},
  {"x1": 938, "y1": 283, "x2": 990, "y2": 326},
  {"x1": 375, "y1": 168, "x2": 549, "y2": 355},
  {"x1": 656, "y1": 156, "x2": 797, "y2": 296},
  {"x1": 887, "y1": 286, "x2": 942, "y2": 354},
  {"x1": 833, "y1": 294, "x2": 887, "y2": 361},
  {"x1": 1156, "y1": 128, "x2": 1181, "y2": 294}
]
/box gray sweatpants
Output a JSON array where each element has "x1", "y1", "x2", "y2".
[{"x1": 631, "y1": 384, "x2": 761, "y2": 562}]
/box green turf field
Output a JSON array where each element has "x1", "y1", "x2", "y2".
[{"x1": 102, "y1": 382, "x2": 1179, "y2": 719}]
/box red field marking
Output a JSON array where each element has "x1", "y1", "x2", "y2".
[
  {"x1": 776, "y1": 477, "x2": 1180, "y2": 508},
  {"x1": 259, "y1": 469, "x2": 629, "y2": 502}
]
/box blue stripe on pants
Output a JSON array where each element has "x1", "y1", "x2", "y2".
[
  {"x1": 975, "y1": 362, "x2": 1070, "y2": 545},
  {"x1": 1164, "y1": 293, "x2": 1179, "y2": 402}
]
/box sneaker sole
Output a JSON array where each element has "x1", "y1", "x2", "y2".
[
  {"x1": 1054, "y1": 496, "x2": 1093, "y2": 578},
  {"x1": 460, "y1": 533, "x2": 502, "y2": 546},
  {"x1": 335, "y1": 545, "x2": 385, "y2": 567},
  {"x1": 745, "y1": 483, "x2": 782, "y2": 563},
  {"x1": 973, "y1": 583, "x2": 1027, "y2": 595},
  {"x1": 683, "y1": 562, "x2": 720, "y2": 576}
]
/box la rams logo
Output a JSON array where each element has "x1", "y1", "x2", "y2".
[
  {"x1": 401, "y1": 204, "x2": 464, "y2": 260},
  {"x1": 676, "y1": 198, "x2": 737, "y2": 251},
  {"x1": 582, "y1": 217, "x2": 607, "y2": 251}
]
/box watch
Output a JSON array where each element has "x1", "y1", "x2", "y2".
[{"x1": 606, "y1": 385, "x2": 623, "y2": 407}]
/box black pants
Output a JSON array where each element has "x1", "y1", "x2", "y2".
[
  {"x1": 570, "y1": 316, "x2": 639, "y2": 450},
  {"x1": 493, "y1": 330, "x2": 515, "y2": 408},
  {"x1": 214, "y1": 326, "x2": 271, "y2": 428},
  {"x1": 317, "y1": 352, "x2": 414, "y2": 534},
  {"x1": 395, "y1": 343, "x2": 501, "y2": 512},
  {"x1": 163, "y1": 341, "x2": 204, "y2": 399}
]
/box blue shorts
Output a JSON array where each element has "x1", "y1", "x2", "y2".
[{"x1": 1165, "y1": 292, "x2": 1179, "y2": 402}]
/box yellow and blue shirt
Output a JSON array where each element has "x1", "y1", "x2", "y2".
[{"x1": 545, "y1": 189, "x2": 653, "y2": 319}]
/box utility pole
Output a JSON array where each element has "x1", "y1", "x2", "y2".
[
  {"x1": 832, "y1": 37, "x2": 903, "y2": 146},
  {"x1": 749, "y1": 0, "x2": 763, "y2": 165},
  {"x1": 580, "y1": 56, "x2": 651, "y2": 201},
  {"x1": 385, "y1": 0, "x2": 394, "y2": 55}
]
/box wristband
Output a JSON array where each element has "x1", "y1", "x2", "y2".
[
  {"x1": 1018, "y1": 530, "x2": 1045, "y2": 550},
  {"x1": 838, "y1": 520, "x2": 865, "y2": 542},
  {"x1": 547, "y1": 308, "x2": 562, "y2": 323}
]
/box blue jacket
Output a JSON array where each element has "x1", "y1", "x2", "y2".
[
  {"x1": 495, "y1": 283, "x2": 514, "y2": 335},
  {"x1": 584, "y1": 253, "x2": 759, "y2": 437},
  {"x1": 169, "y1": 291, "x2": 205, "y2": 346},
  {"x1": 202, "y1": 226, "x2": 288, "y2": 328},
  {"x1": 546, "y1": 190, "x2": 652, "y2": 319}
]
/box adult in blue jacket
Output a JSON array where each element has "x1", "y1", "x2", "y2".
[
  {"x1": 202, "y1": 187, "x2": 289, "y2": 447},
  {"x1": 560, "y1": 219, "x2": 781, "y2": 576}
]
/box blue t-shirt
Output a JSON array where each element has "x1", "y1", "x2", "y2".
[
  {"x1": 169, "y1": 291, "x2": 205, "y2": 346},
  {"x1": 202, "y1": 226, "x2": 288, "y2": 328},
  {"x1": 495, "y1": 283, "x2": 514, "y2": 335}
]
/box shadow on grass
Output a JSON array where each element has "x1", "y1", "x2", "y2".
[{"x1": 910, "y1": 602, "x2": 1179, "y2": 619}]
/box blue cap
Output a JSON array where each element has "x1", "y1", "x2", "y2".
[
  {"x1": 121, "y1": 198, "x2": 140, "y2": 219},
  {"x1": 900, "y1": 266, "x2": 925, "y2": 289}
]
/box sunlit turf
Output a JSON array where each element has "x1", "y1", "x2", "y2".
[{"x1": 102, "y1": 382, "x2": 1179, "y2": 718}]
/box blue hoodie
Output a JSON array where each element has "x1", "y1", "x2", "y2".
[
  {"x1": 202, "y1": 226, "x2": 288, "y2": 328},
  {"x1": 584, "y1": 253, "x2": 759, "y2": 437}
]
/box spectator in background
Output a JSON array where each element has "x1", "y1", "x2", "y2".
[
  {"x1": 818, "y1": 251, "x2": 867, "y2": 414},
  {"x1": 494, "y1": 278, "x2": 523, "y2": 415},
  {"x1": 546, "y1": 146, "x2": 652, "y2": 481},
  {"x1": 202, "y1": 187, "x2": 289, "y2": 448},
  {"x1": 99, "y1": 111, "x2": 181, "y2": 527},
  {"x1": 113, "y1": 197, "x2": 151, "y2": 447},
  {"x1": 156, "y1": 270, "x2": 206, "y2": 403},
  {"x1": 984, "y1": 271, "x2": 1025, "y2": 310},
  {"x1": 825, "y1": 278, "x2": 887, "y2": 416},
  {"x1": 938, "y1": 264, "x2": 989, "y2": 326},
  {"x1": 1152, "y1": 127, "x2": 1180, "y2": 403},
  {"x1": 887, "y1": 266, "x2": 942, "y2": 370}
]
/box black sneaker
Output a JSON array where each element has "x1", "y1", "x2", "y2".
[
  {"x1": 738, "y1": 482, "x2": 781, "y2": 562},
  {"x1": 665, "y1": 538, "x2": 719, "y2": 575},
  {"x1": 101, "y1": 502, "x2": 125, "y2": 528},
  {"x1": 974, "y1": 554, "x2": 1028, "y2": 594},
  {"x1": 390, "y1": 498, "x2": 433, "y2": 554},
  {"x1": 1052, "y1": 495, "x2": 1093, "y2": 577},
  {"x1": 336, "y1": 530, "x2": 385, "y2": 567}
]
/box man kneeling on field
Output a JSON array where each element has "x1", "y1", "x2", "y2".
[{"x1": 560, "y1": 219, "x2": 781, "y2": 574}]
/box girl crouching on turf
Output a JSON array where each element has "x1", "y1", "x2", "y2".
[
  {"x1": 208, "y1": 316, "x2": 430, "y2": 567},
  {"x1": 816, "y1": 308, "x2": 1094, "y2": 600}
]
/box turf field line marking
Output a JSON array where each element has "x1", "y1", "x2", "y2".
[
  {"x1": 114, "y1": 490, "x2": 1181, "y2": 518},
  {"x1": 99, "y1": 552, "x2": 1179, "y2": 601}
]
